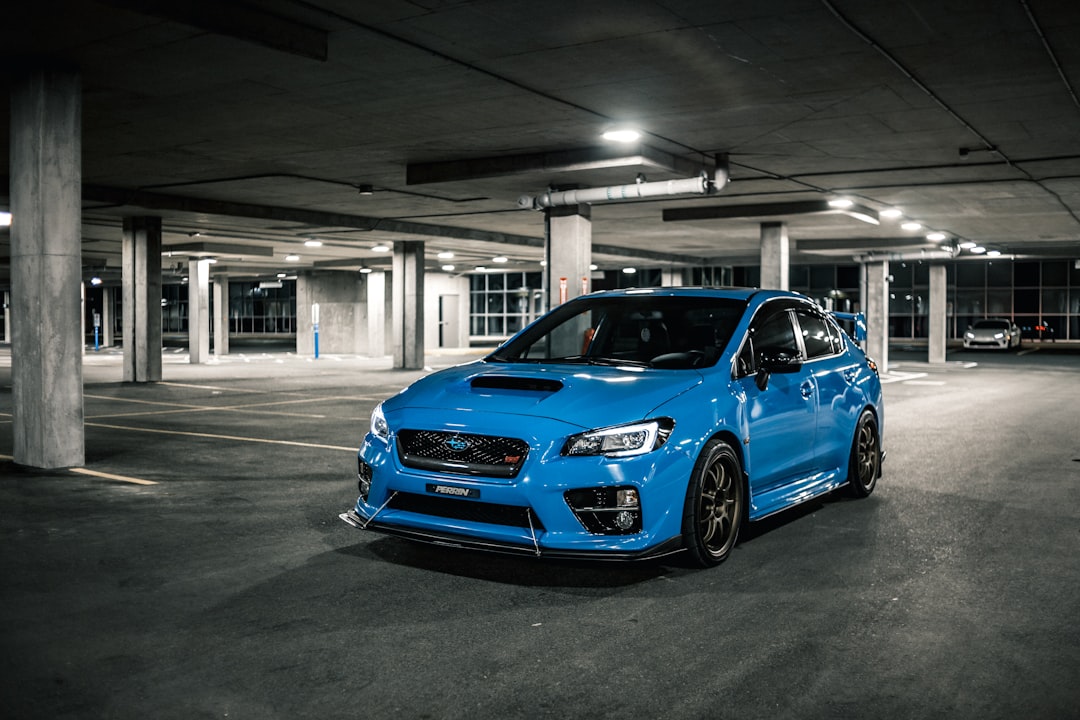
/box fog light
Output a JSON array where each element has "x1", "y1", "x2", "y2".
[
  {"x1": 358, "y1": 459, "x2": 373, "y2": 501},
  {"x1": 613, "y1": 510, "x2": 636, "y2": 531}
]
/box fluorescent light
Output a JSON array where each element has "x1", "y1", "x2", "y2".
[
  {"x1": 828, "y1": 198, "x2": 854, "y2": 208},
  {"x1": 926, "y1": 231, "x2": 946, "y2": 241},
  {"x1": 475, "y1": 266, "x2": 487, "y2": 272},
  {"x1": 437, "y1": 251, "x2": 454, "y2": 259},
  {"x1": 304, "y1": 239, "x2": 323, "y2": 247},
  {"x1": 589, "y1": 264, "x2": 598, "y2": 271},
  {"x1": 622, "y1": 267, "x2": 637, "y2": 274},
  {"x1": 277, "y1": 273, "x2": 287, "y2": 278},
  {"x1": 359, "y1": 267, "x2": 372, "y2": 274},
  {"x1": 970, "y1": 246, "x2": 986, "y2": 254},
  {"x1": 959, "y1": 241, "x2": 977, "y2": 249},
  {"x1": 285, "y1": 254, "x2": 300, "y2": 262},
  {"x1": 0, "y1": 211, "x2": 11, "y2": 226},
  {"x1": 90, "y1": 277, "x2": 102, "y2": 286},
  {"x1": 492, "y1": 256, "x2": 508, "y2": 263},
  {"x1": 901, "y1": 221, "x2": 922, "y2": 231},
  {"x1": 372, "y1": 244, "x2": 390, "y2": 252},
  {"x1": 602, "y1": 128, "x2": 641, "y2": 142},
  {"x1": 986, "y1": 250, "x2": 1001, "y2": 257},
  {"x1": 880, "y1": 208, "x2": 903, "y2": 219},
  {"x1": 441, "y1": 264, "x2": 455, "y2": 272}
]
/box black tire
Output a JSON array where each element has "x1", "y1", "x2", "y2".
[
  {"x1": 847, "y1": 410, "x2": 880, "y2": 498},
  {"x1": 682, "y1": 439, "x2": 744, "y2": 567}
]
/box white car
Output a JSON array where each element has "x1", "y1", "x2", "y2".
[{"x1": 963, "y1": 318, "x2": 1021, "y2": 350}]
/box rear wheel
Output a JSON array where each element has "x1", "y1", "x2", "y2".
[
  {"x1": 847, "y1": 410, "x2": 880, "y2": 498},
  {"x1": 683, "y1": 439, "x2": 744, "y2": 567}
]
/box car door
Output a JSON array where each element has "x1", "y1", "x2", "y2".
[
  {"x1": 737, "y1": 304, "x2": 818, "y2": 497},
  {"x1": 794, "y1": 307, "x2": 856, "y2": 474}
]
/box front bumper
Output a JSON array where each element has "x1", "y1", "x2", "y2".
[{"x1": 338, "y1": 508, "x2": 685, "y2": 561}]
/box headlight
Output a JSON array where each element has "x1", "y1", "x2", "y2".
[
  {"x1": 994, "y1": 332, "x2": 1004, "y2": 339},
  {"x1": 965, "y1": 332, "x2": 974, "y2": 339},
  {"x1": 562, "y1": 419, "x2": 673, "y2": 458},
  {"x1": 370, "y1": 403, "x2": 389, "y2": 440}
]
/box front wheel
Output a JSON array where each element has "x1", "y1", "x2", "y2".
[
  {"x1": 847, "y1": 410, "x2": 881, "y2": 498},
  {"x1": 682, "y1": 439, "x2": 744, "y2": 567}
]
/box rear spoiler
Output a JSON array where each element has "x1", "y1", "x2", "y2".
[{"x1": 831, "y1": 311, "x2": 867, "y2": 343}]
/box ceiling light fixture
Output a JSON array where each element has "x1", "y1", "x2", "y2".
[
  {"x1": 285, "y1": 254, "x2": 300, "y2": 262},
  {"x1": 372, "y1": 244, "x2": 390, "y2": 252},
  {"x1": 437, "y1": 251, "x2": 454, "y2": 259},
  {"x1": 356, "y1": 184, "x2": 375, "y2": 195},
  {"x1": 970, "y1": 246, "x2": 987, "y2": 254},
  {"x1": 880, "y1": 208, "x2": 903, "y2": 219},
  {"x1": 441, "y1": 264, "x2": 455, "y2": 272},
  {"x1": 359, "y1": 267, "x2": 372, "y2": 274},
  {"x1": 0, "y1": 211, "x2": 12, "y2": 226},
  {"x1": 304, "y1": 239, "x2": 323, "y2": 247},
  {"x1": 277, "y1": 273, "x2": 287, "y2": 278},
  {"x1": 986, "y1": 249, "x2": 1002, "y2": 257},
  {"x1": 602, "y1": 128, "x2": 641, "y2": 143},
  {"x1": 901, "y1": 221, "x2": 922, "y2": 231},
  {"x1": 492, "y1": 256, "x2": 508, "y2": 263},
  {"x1": 622, "y1": 267, "x2": 637, "y2": 274},
  {"x1": 958, "y1": 241, "x2": 977, "y2": 249},
  {"x1": 828, "y1": 198, "x2": 854, "y2": 209},
  {"x1": 926, "y1": 231, "x2": 947, "y2": 242}
]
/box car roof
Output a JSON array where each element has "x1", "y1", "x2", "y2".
[{"x1": 582, "y1": 287, "x2": 807, "y2": 304}]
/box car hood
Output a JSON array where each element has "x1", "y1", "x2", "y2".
[{"x1": 384, "y1": 360, "x2": 702, "y2": 430}]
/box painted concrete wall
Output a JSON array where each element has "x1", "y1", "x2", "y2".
[{"x1": 424, "y1": 273, "x2": 470, "y2": 350}]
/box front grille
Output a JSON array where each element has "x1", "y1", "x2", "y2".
[
  {"x1": 388, "y1": 491, "x2": 544, "y2": 530},
  {"x1": 396, "y1": 429, "x2": 529, "y2": 478}
]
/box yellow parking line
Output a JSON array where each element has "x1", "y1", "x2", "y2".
[
  {"x1": 86, "y1": 422, "x2": 357, "y2": 452},
  {"x1": 71, "y1": 467, "x2": 159, "y2": 486}
]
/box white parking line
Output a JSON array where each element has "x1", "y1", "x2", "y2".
[
  {"x1": 879, "y1": 371, "x2": 928, "y2": 384},
  {"x1": 903, "y1": 380, "x2": 946, "y2": 386}
]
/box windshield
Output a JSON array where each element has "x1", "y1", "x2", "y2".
[
  {"x1": 489, "y1": 295, "x2": 746, "y2": 369},
  {"x1": 973, "y1": 320, "x2": 1010, "y2": 330}
]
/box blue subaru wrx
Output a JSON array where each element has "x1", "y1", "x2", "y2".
[{"x1": 341, "y1": 287, "x2": 884, "y2": 566}]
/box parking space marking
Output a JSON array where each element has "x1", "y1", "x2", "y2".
[
  {"x1": 879, "y1": 371, "x2": 928, "y2": 384},
  {"x1": 903, "y1": 380, "x2": 946, "y2": 386},
  {"x1": 71, "y1": 467, "x2": 159, "y2": 486},
  {"x1": 85, "y1": 422, "x2": 357, "y2": 452}
]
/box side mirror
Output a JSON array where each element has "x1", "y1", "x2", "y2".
[{"x1": 755, "y1": 352, "x2": 803, "y2": 390}]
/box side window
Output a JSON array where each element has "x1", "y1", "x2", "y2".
[
  {"x1": 753, "y1": 309, "x2": 799, "y2": 360},
  {"x1": 796, "y1": 309, "x2": 836, "y2": 360},
  {"x1": 824, "y1": 315, "x2": 846, "y2": 354}
]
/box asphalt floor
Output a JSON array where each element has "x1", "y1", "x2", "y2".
[{"x1": 1, "y1": 342, "x2": 1078, "y2": 719}]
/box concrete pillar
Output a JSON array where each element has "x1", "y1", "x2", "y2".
[
  {"x1": 187, "y1": 258, "x2": 210, "y2": 363},
  {"x1": 928, "y1": 264, "x2": 947, "y2": 363},
  {"x1": 863, "y1": 261, "x2": 890, "y2": 374},
  {"x1": 760, "y1": 222, "x2": 789, "y2": 290},
  {"x1": 122, "y1": 216, "x2": 163, "y2": 382},
  {"x1": 392, "y1": 241, "x2": 425, "y2": 369},
  {"x1": 296, "y1": 271, "x2": 365, "y2": 355},
  {"x1": 546, "y1": 205, "x2": 592, "y2": 308},
  {"x1": 10, "y1": 64, "x2": 85, "y2": 468},
  {"x1": 661, "y1": 268, "x2": 691, "y2": 287},
  {"x1": 366, "y1": 270, "x2": 387, "y2": 357},
  {"x1": 213, "y1": 276, "x2": 229, "y2": 356},
  {"x1": 101, "y1": 286, "x2": 114, "y2": 347}
]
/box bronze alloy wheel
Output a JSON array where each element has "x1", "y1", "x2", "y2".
[
  {"x1": 683, "y1": 439, "x2": 744, "y2": 567},
  {"x1": 848, "y1": 410, "x2": 880, "y2": 498}
]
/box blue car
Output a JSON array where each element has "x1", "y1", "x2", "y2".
[{"x1": 341, "y1": 288, "x2": 884, "y2": 566}]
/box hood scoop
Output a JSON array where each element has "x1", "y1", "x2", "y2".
[{"x1": 470, "y1": 375, "x2": 563, "y2": 393}]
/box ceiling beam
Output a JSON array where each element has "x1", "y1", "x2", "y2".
[
  {"x1": 663, "y1": 200, "x2": 879, "y2": 225},
  {"x1": 407, "y1": 144, "x2": 710, "y2": 185}
]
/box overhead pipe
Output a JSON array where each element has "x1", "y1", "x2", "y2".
[
  {"x1": 853, "y1": 248, "x2": 959, "y2": 263},
  {"x1": 518, "y1": 154, "x2": 729, "y2": 210}
]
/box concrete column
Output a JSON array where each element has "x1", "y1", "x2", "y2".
[
  {"x1": 661, "y1": 268, "x2": 690, "y2": 287},
  {"x1": 187, "y1": 258, "x2": 210, "y2": 363},
  {"x1": 101, "y1": 286, "x2": 114, "y2": 347},
  {"x1": 546, "y1": 205, "x2": 592, "y2": 308},
  {"x1": 928, "y1": 264, "x2": 947, "y2": 363},
  {"x1": 366, "y1": 270, "x2": 387, "y2": 357},
  {"x1": 122, "y1": 216, "x2": 163, "y2": 382},
  {"x1": 295, "y1": 271, "x2": 365, "y2": 355},
  {"x1": 10, "y1": 65, "x2": 85, "y2": 468},
  {"x1": 392, "y1": 241, "x2": 425, "y2": 369},
  {"x1": 760, "y1": 222, "x2": 789, "y2": 290},
  {"x1": 213, "y1": 276, "x2": 229, "y2": 356},
  {"x1": 863, "y1": 261, "x2": 890, "y2": 374}
]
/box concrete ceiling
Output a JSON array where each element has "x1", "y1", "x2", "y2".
[{"x1": 2, "y1": 0, "x2": 1080, "y2": 285}]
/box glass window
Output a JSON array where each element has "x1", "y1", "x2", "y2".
[
  {"x1": 1014, "y1": 289, "x2": 1038, "y2": 314},
  {"x1": 1042, "y1": 289, "x2": 1067, "y2": 314},
  {"x1": 986, "y1": 261, "x2": 1011, "y2": 286},
  {"x1": 754, "y1": 309, "x2": 799, "y2": 358},
  {"x1": 956, "y1": 263, "x2": 984, "y2": 287},
  {"x1": 1042, "y1": 261, "x2": 1067, "y2": 286},
  {"x1": 796, "y1": 309, "x2": 836, "y2": 359},
  {"x1": 1014, "y1": 262, "x2": 1039, "y2": 286},
  {"x1": 890, "y1": 262, "x2": 913, "y2": 288},
  {"x1": 837, "y1": 265, "x2": 860, "y2": 289}
]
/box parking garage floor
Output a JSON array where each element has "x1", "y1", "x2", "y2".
[{"x1": 1, "y1": 344, "x2": 1078, "y2": 719}]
